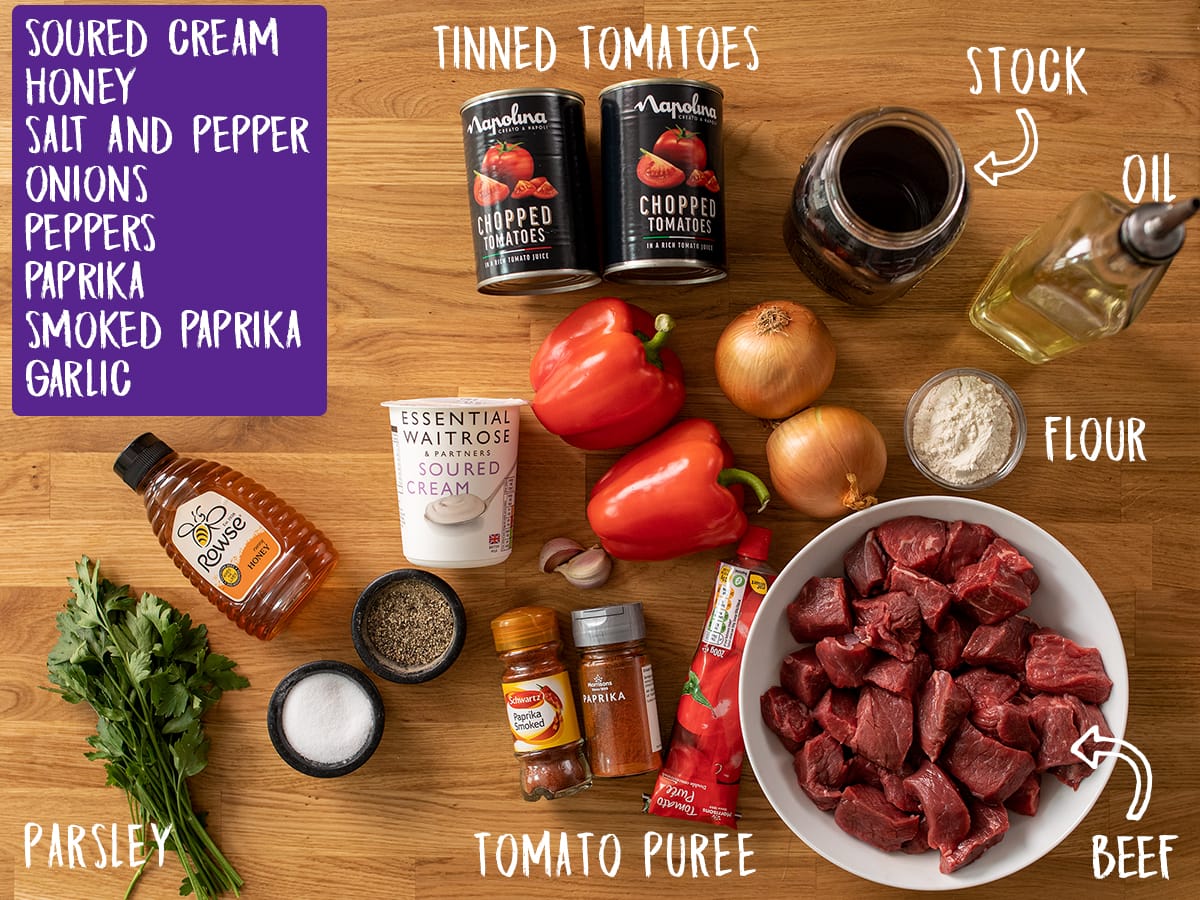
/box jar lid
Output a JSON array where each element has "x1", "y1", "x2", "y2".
[
  {"x1": 571, "y1": 602, "x2": 645, "y2": 648},
  {"x1": 491, "y1": 605, "x2": 560, "y2": 652}
]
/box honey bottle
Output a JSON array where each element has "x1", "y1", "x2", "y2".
[{"x1": 114, "y1": 433, "x2": 338, "y2": 640}]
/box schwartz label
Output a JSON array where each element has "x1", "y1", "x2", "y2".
[{"x1": 172, "y1": 491, "x2": 280, "y2": 602}]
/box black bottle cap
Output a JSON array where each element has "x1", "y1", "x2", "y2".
[{"x1": 114, "y1": 432, "x2": 174, "y2": 490}]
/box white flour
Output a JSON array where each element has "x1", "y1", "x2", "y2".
[{"x1": 910, "y1": 374, "x2": 1014, "y2": 486}]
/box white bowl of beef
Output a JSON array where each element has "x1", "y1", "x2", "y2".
[{"x1": 740, "y1": 496, "x2": 1128, "y2": 889}]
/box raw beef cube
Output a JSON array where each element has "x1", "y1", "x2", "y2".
[
  {"x1": 922, "y1": 613, "x2": 969, "y2": 671},
  {"x1": 852, "y1": 684, "x2": 914, "y2": 772},
  {"x1": 957, "y1": 667, "x2": 1021, "y2": 718},
  {"x1": 951, "y1": 556, "x2": 1032, "y2": 624},
  {"x1": 917, "y1": 670, "x2": 971, "y2": 760},
  {"x1": 847, "y1": 755, "x2": 919, "y2": 812},
  {"x1": 813, "y1": 688, "x2": 859, "y2": 745},
  {"x1": 993, "y1": 703, "x2": 1040, "y2": 755},
  {"x1": 937, "y1": 520, "x2": 997, "y2": 582},
  {"x1": 1051, "y1": 699, "x2": 1113, "y2": 789},
  {"x1": 875, "y1": 516, "x2": 947, "y2": 575},
  {"x1": 787, "y1": 576, "x2": 853, "y2": 642},
  {"x1": 794, "y1": 731, "x2": 849, "y2": 811},
  {"x1": 887, "y1": 564, "x2": 954, "y2": 628},
  {"x1": 944, "y1": 720, "x2": 1036, "y2": 803},
  {"x1": 760, "y1": 686, "x2": 817, "y2": 753},
  {"x1": 1005, "y1": 774, "x2": 1041, "y2": 816},
  {"x1": 844, "y1": 528, "x2": 888, "y2": 597},
  {"x1": 1025, "y1": 629, "x2": 1113, "y2": 703},
  {"x1": 833, "y1": 784, "x2": 921, "y2": 853},
  {"x1": 853, "y1": 591, "x2": 922, "y2": 661},
  {"x1": 903, "y1": 759, "x2": 971, "y2": 853},
  {"x1": 1027, "y1": 693, "x2": 1081, "y2": 771},
  {"x1": 962, "y1": 615, "x2": 1037, "y2": 674},
  {"x1": 980, "y1": 537, "x2": 1039, "y2": 592},
  {"x1": 939, "y1": 801, "x2": 1010, "y2": 874},
  {"x1": 865, "y1": 653, "x2": 931, "y2": 700},
  {"x1": 780, "y1": 647, "x2": 830, "y2": 708},
  {"x1": 815, "y1": 634, "x2": 875, "y2": 688},
  {"x1": 901, "y1": 818, "x2": 931, "y2": 855}
]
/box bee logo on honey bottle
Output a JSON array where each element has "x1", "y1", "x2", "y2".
[{"x1": 176, "y1": 505, "x2": 228, "y2": 548}]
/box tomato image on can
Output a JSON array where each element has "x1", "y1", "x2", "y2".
[
  {"x1": 460, "y1": 88, "x2": 600, "y2": 295},
  {"x1": 601, "y1": 79, "x2": 726, "y2": 284}
]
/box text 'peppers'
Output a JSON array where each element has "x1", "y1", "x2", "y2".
[
  {"x1": 530, "y1": 297, "x2": 685, "y2": 451},
  {"x1": 586, "y1": 418, "x2": 770, "y2": 561}
]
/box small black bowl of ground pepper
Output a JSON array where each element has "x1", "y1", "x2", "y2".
[{"x1": 351, "y1": 569, "x2": 467, "y2": 683}]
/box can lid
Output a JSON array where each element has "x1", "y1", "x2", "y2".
[
  {"x1": 571, "y1": 602, "x2": 646, "y2": 647},
  {"x1": 113, "y1": 432, "x2": 174, "y2": 490},
  {"x1": 599, "y1": 77, "x2": 724, "y2": 98},
  {"x1": 736, "y1": 526, "x2": 772, "y2": 563},
  {"x1": 460, "y1": 87, "x2": 585, "y2": 114},
  {"x1": 491, "y1": 605, "x2": 561, "y2": 652}
]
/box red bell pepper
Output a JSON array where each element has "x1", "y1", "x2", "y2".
[
  {"x1": 530, "y1": 297, "x2": 685, "y2": 450},
  {"x1": 586, "y1": 418, "x2": 770, "y2": 561}
]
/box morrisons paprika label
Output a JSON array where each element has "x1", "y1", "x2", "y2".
[
  {"x1": 171, "y1": 491, "x2": 282, "y2": 604},
  {"x1": 600, "y1": 78, "x2": 727, "y2": 284},
  {"x1": 460, "y1": 88, "x2": 599, "y2": 295},
  {"x1": 501, "y1": 672, "x2": 582, "y2": 752}
]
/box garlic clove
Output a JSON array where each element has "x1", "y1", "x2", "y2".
[
  {"x1": 555, "y1": 546, "x2": 612, "y2": 589},
  {"x1": 539, "y1": 538, "x2": 584, "y2": 574}
]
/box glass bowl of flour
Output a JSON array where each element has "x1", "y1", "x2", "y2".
[{"x1": 904, "y1": 368, "x2": 1026, "y2": 490}]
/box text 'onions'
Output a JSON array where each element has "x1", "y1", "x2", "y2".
[
  {"x1": 766, "y1": 406, "x2": 888, "y2": 518},
  {"x1": 715, "y1": 301, "x2": 836, "y2": 420}
]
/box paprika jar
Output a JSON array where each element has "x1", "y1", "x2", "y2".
[
  {"x1": 571, "y1": 602, "x2": 662, "y2": 778},
  {"x1": 490, "y1": 606, "x2": 592, "y2": 801}
]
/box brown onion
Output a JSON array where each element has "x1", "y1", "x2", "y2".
[
  {"x1": 715, "y1": 301, "x2": 836, "y2": 420},
  {"x1": 766, "y1": 406, "x2": 887, "y2": 518}
]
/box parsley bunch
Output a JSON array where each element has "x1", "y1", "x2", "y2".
[{"x1": 47, "y1": 557, "x2": 248, "y2": 899}]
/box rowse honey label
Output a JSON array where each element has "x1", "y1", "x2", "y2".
[{"x1": 171, "y1": 491, "x2": 281, "y2": 603}]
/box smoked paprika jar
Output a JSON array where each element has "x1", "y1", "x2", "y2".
[
  {"x1": 490, "y1": 606, "x2": 592, "y2": 801},
  {"x1": 571, "y1": 602, "x2": 663, "y2": 778}
]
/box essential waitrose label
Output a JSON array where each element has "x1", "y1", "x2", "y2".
[
  {"x1": 171, "y1": 491, "x2": 280, "y2": 602},
  {"x1": 12, "y1": 6, "x2": 327, "y2": 415}
]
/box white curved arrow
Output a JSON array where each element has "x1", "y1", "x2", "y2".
[
  {"x1": 974, "y1": 108, "x2": 1040, "y2": 187},
  {"x1": 1071, "y1": 726, "x2": 1153, "y2": 821}
]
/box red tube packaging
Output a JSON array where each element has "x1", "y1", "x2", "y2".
[{"x1": 646, "y1": 526, "x2": 775, "y2": 826}]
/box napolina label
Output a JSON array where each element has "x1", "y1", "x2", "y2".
[
  {"x1": 459, "y1": 88, "x2": 599, "y2": 295},
  {"x1": 600, "y1": 78, "x2": 727, "y2": 284},
  {"x1": 172, "y1": 491, "x2": 281, "y2": 603}
]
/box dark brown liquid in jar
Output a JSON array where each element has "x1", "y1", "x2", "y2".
[{"x1": 839, "y1": 125, "x2": 951, "y2": 233}]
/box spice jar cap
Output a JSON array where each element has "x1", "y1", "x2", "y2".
[
  {"x1": 491, "y1": 605, "x2": 560, "y2": 652},
  {"x1": 571, "y1": 602, "x2": 646, "y2": 648},
  {"x1": 737, "y1": 525, "x2": 772, "y2": 563}
]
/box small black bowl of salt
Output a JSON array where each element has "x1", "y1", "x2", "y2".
[
  {"x1": 267, "y1": 660, "x2": 385, "y2": 777},
  {"x1": 351, "y1": 569, "x2": 466, "y2": 683}
]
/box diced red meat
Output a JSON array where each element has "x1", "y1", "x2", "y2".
[
  {"x1": 922, "y1": 613, "x2": 969, "y2": 671},
  {"x1": 815, "y1": 634, "x2": 875, "y2": 688},
  {"x1": 937, "y1": 520, "x2": 997, "y2": 582},
  {"x1": 787, "y1": 576, "x2": 853, "y2": 642},
  {"x1": 951, "y1": 556, "x2": 1032, "y2": 624},
  {"x1": 875, "y1": 516, "x2": 947, "y2": 575},
  {"x1": 853, "y1": 591, "x2": 922, "y2": 661},
  {"x1": 1025, "y1": 629, "x2": 1113, "y2": 703},
  {"x1": 901, "y1": 818, "x2": 931, "y2": 855},
  {"x1": 813, "y1": 687, "x2": 858, "y2": 745},
  {"x1": 903, "y1": 759, "x2": 971, "y2": 853},
  {"x1": 760, "y1": 686, "x2": 817, "y2": 753},
  {"x1": 944, "y1": 720, "x2": 1036, "y2": 803},
  {"x1": 844, "y1": 529, "x2": 888, "y2": 597},
  {"x1": 980, "y1": 537, "x2": 1039, "y2": 592},
  {"x1": 887, "y1": 564, "x2": 954, "y2": 629},
  {"x1": 865, "y1": 653, "x2": 931, "y2": 700},
  {"x1": 993, "y1": 703, "x2": 1040, "y2": 755},
  {"x1": 852, "y1": 684, "x2": 913, "y2": 772},
  {"x1": 833, "y1": 784, "x2": 921, "y2": 853},
  {"x1": 916, "y1": 670, "x2": 971, "y2": 760},
  {"x1": 793, "y1": 731, "x2": 849, "y2": 811},
  {"x1": 1004, "y1": 774, "x2": 1041, "y2": 816},
  {"x1": 962, "y1": 615, "x2": 1037, "y2": 674},
  {"x1": 846, "y1": 756, "x2": 918, "y2": 812},
  {"x1": 1027, "y1": 693, "x2": 1081, "y2": 771},
  {"x1": 939, "y1": 801, "x2": 1010, "y2": 874},
  {"x1": 780, "y1": 646, "x2": 830, "y2": 708},
  {"x1": 1047, "y1": 696, "x2": 1114, "y2": 789},
  {"x1": 957, "y1": 667, "x2": 1021, "y2": 719}
]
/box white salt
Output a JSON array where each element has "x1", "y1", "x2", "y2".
[{"x1": 280, "y1": 671, "x2": 374, "y2": 765}]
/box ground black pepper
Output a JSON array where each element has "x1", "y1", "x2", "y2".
[{"x1": 363, "y1": 580, "x2": 455, "y2": 668}]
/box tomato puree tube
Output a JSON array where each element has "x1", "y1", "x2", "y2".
[
  {"x1": 646, "y1": 526, "x2": 774, "y2": 825},
  {"x1": 600, "y1": 78, "x2": 726, "y2": 284},
  {"x1": 460, "y1": 88, "x2": 600, "y2": 294}
]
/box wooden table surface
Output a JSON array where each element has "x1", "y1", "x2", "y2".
[{"x1": 3, "y1": 1, "x2": 1198, "y2": 898}]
